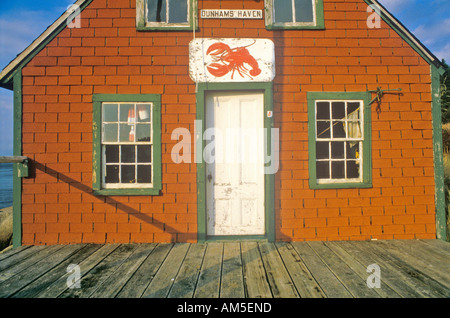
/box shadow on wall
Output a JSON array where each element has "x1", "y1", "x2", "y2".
[{"x1": 31, "y1": 161, "x2": 190, "y2": 243}]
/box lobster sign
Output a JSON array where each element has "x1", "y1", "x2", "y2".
[
  {"x1": 189, "y1": 38, "x2": 275, "y2": 83},
  {"x1": 206, "y1": 41, "x2": 261, "y2": 79}
]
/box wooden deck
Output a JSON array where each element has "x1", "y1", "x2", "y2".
[{"x1": 0, "y1": 240, "x2": 448, "y2": 298}]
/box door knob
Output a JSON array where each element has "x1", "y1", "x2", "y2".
[{"x1": 207, "y1": 173, "x2": 212, "y2": 182}]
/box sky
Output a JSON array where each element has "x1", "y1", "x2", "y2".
[{"x1": 0, "y1": 0, "x2": 449, "y2": 156}]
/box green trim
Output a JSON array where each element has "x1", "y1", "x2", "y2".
[
  {"x1": 136, "y1": 0, "x2": 198, "y2": 31},
  {"x1": 12, "y1": 70, "x2": 22, "y2": 248},
  {"x1": 307, "y1": 92, "x2": 372, "y2": 189},
  {"x1": 196, "y1": 82, "x2": 275, "y2": 243},
  {"x1": 265, "y1": 0, "x2": 325, "y2": 30},
  {"x1": 431, "y1": 65, "x2": 448, "y2": 241},
  {"x1": 92, "y1": 94, "x2": 162, "y2": 196},
  {"x1": 0, "y1": 0, "x2": 94, "y2": 88}
]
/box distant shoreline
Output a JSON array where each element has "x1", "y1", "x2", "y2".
[{"x1": 0, "y1": 206, "x2": 12, "y2": 213}]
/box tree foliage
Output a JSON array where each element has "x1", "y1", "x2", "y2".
[{"x1": 441, "y1": 60, "x2": 450, "y2": 124}]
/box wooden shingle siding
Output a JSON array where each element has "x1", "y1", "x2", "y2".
[{"x1": 18, "y1": 0, "x2": 438, "y2": 244}]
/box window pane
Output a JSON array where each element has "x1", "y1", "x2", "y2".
[
  {"x1": 137, "y1": 165, "x2": 152, "y2": 183},
  {"x1": 168, "y1": 0, "x2": 188, "y2": 23},
  {"x1": 121, "y1": 165, "x2": 135, "y2": 183},
  {"x1": 347, "y1": 142, "x2": 360, "y2": 159},
  {"x1": 120, "y1": 124, "x2": 134, "y2": 142},
  {"x1": 294, "y1": 0, "x2": 314, "y2": 22},
  {"x1": 347, "y1": 161, "x2": 360, "y2": 179},
  {"x1": 331, "y1": 161, "x2": 345, "y2": 179},
  {"x1": 331, "y1": 142, "x2": 345, "y2": 159},
  {"x1": 316, "y1": 102, "x2": 330, "y2": 120},
  {"x1": 332, "y1": 121, "x2": 346, "y2": 138},
  {"x1": 120, "y1": 104, "x2": 135, "y2": 122},
  {"x1": 316, "y1": 161, "x2": 329, "y2": 179},
  {"x1": 347, "y1": 121, "x2": 362, "y2": 139},
  {"x1": 105, "y1": 165, "x2": 119, "y2": 183},
  {"x1": 136, "y1": 124, "x2": 151, "y2": 142},
  {"x1": 103, "y1": 124, "x2": 118, "y2": 142},
  {"x1": 121, "y1": 145, "x2": 136, "y2": 163},
  {"x1": 316, "y1": 142, "x2": 329, "y2": 160},
  {"x1": 332, "y1": 102, "x2": 345, "y2": 119},
  {"x1": 137, "y1": 104, "x2": 151, "y2": 122},
  {"x1": 347, "y1": 102, "x2": 361, "y2": 120},
  {"x1": 105, "y1": 145, "x2": 119, "y2": 163},
  {"x1": 274, "y1": 0, "x2": 293, "y2": 23},
  {"x1": 103, "y1": 104, "x2": 118, "y2": 122},
  {"x1": 148, "y1": 0, "x2": 167, "y2": 22},
  {"x1": 317, "y1": 121, "x2": 330, "y2": 139},
  {"x1": 138, "y1": 145, "x2": 152, "y2": 163}
]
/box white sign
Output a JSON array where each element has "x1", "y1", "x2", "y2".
[
  {"x1": 200, "y1": 9, "x2": 263, "y2": 19},
  {"x1": 189, "y1": 38, "x2": 275, "y2": 83}
]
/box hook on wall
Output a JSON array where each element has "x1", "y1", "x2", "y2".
[{"x1": 369, "y1": 87, "x2": 403, "y2": 115}]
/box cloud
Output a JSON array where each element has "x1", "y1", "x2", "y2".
[
  {"x1": 413, "y1": 18, "x2": 450, "y2": 45},
  {"x1": 432, "y1": 42, "x2": 450, "y2": 63},
  {"x1": 0, "y1": 91, "x2": 12, "y2": 111},
  {"x1": 0, "y1": 1, "x2": 74, "y2": 68},
  {"x1": 379, "y1": 0, "x2": 415, "y2": 13}
]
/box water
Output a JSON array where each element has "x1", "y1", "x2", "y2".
[{"x1": 0, "y1": 163, "x2": 13, "y2": 209}]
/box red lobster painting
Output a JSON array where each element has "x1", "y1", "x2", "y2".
[{"x1": 206, "y1": 41, "x2": 262, "y2": 79}]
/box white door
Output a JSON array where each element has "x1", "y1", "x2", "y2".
[{"x1": 205, "y1": 91, "x2": 265, "y2": 236}]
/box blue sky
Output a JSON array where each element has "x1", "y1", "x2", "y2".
[{"x1": 0, "y1": 0, "x2": 449, "y2": 155}]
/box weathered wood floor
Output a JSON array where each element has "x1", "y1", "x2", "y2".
[{"x1": 0, "y1": 240, "x2": 448, "y2": 298}]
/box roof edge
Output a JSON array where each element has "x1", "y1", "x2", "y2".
[{"x1": 0, "y1": 0, "x2": 93, "y2": 88}]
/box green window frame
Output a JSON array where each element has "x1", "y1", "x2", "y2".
[
  {"x1": 136, "y1": 0, "x2": 197, "y2": 31},
  {"x1": 92, "y1": 94, "x2": 162, "y2": 196},
  {"x1": 264, "y1": 0, "x2": 324, "y2": 29},
  {"x1": 307, "y1": 92, "x2": 372, "y2": 189}
]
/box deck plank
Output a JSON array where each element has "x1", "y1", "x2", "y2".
[
  {"x1": 338, "y1": 241, "x2": 444, "y2": 298},
  {"x1": 361, "y1": 241, "x2": 449, "y2": 298},
  {"x1": 406, "y1": 240, "x2": 450, "y2": 265},
  {"x1": 141, "y1": 243, "x2": 190, "y2": 298},
  {"x1": 169, "y1": 243, "x2": 207, "y2": 298},
  {"x1": 59, "y1": 244, "x2": 138, "y2": 298},
  {"x1": 0, "y1": 245, "x2": 85, "y2": 298},
  {"x1": 241, "y1": 242, "x2": 272, "y2": 298},
  {"x1": 275, "y1": 242, "x2": 325, "y2": 298},
  {"x1": 324, "y1": 241, "x2": 401, "y2": 298},
  {"x1": 35, "y1": 244, "x2": 119, "y2": 298},
  {"x1": 220, "y1": 242, "x2": 245, "y2": 298},
  {"x1": 375, "y1": 240, "x2": 450, "y2": 288},
  {"x1": 11, "y1": 244, "x2": 102, "y2": 298},
  {"x1": 0, "y1": 245, "x2": 48, "y2": 275},
  {"x1": 194, "y1": 243, "x2": 223, "y2": 298},
  {"x1": 421, "y1": 239, "x2": 450, "y2": 254},
  {"x1": 116, "y1": 243, "x2": 173, "y2": 298},
  {"x1": 90, "y1": 244, "x2": 157, "y2": 298},
  {"x1": 0, "y1": 245, "x2": 64, "y2": 284},
  {"x1": 291, "y1": 242, "x2": 352, "y2": 298},
  {"x1": 307, "y1": 241, "x2": 380, "y2": 298},
  {"x1": 259, "y1": 242, "x2": 298, "y2": 298},
  {"x1": 0, "y1": 246, "x2": 32, "y2": 262},
  {"x1": 0, "y1": 240, "x2": 447, "y2": 299}
]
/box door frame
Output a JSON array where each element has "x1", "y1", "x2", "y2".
[{"x1": 196, "y1": 82, "x2": 275, "y2": 242}]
